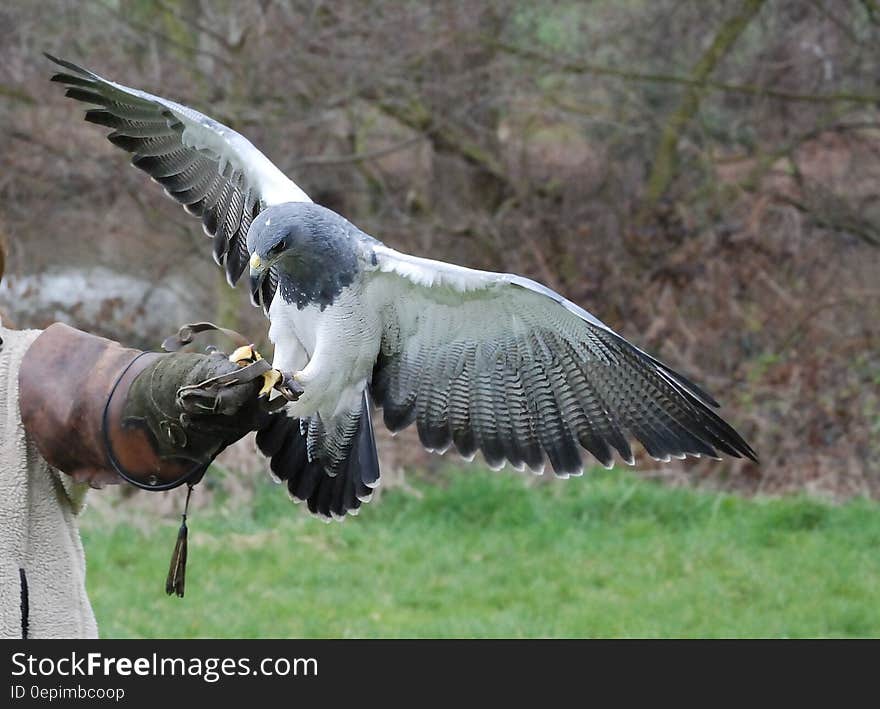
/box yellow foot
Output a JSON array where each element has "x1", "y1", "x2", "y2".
[
  {"x1": 228, "y1": 345, "x2": 280, "y2": 398},
  {"x1": 228, "y1": 344, "x2": 262, "y2": 365},
  {"x1": 259, "y1": 369, "x2": 283, "y2": 397}
]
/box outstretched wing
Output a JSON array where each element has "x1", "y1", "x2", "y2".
[
  {"x1": 367, "y1": 245, "x2": 757, "y2": 476},
  {"x1": 47, "y1": 55, "x2": 311, "y2": 286}
]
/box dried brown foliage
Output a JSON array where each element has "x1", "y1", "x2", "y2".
[{"x1": 1, "y1": 0, "x2": 878, "y2": 499}]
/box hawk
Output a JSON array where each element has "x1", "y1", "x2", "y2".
[{"x1": 48, "y1": 55, "x2": 757, "y2": 519}]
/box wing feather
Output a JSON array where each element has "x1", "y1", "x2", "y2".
[
  {"x1": 47, "y1": 54, "x2": 311, "y2": 286},
  {"x1": 365, "y1": 246, "x2": 757, "y2": 474}
]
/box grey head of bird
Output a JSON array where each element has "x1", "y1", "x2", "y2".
[{"x1": 246, "y1": 202, "x2": 365, "y2": 311}]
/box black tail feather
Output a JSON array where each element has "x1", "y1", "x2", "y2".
[{"x1": 255, "y1": 392, "x2": 380, "y2": 519}]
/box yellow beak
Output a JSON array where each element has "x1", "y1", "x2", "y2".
[{"x1": 250, "y1": 253, "x2": 263, "y2": 271}]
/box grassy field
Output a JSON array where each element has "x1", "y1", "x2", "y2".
[{"x1": 80, "y1": 468, "x2": 880, "y2": 638}]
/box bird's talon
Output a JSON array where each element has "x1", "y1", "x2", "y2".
[
  {"x1": 278, "y1": 372, "x2": 304, "y2": 401},
  {"x1": 259, "y1": 369, "x2": 283, "y2": 397},
  {"x1": 229, "y1": 344, "x2": 262, "y2": 365}
]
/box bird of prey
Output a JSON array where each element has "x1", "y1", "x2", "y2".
[{"x1": 47, "y1": 55, "x2": 757, "y2": 519}]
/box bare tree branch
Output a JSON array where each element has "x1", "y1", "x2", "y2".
[
  {"x1": 487, "y1": 36, "x2": 880, "y2": 105},
  {"x1": 642, "y1": 0, "x2": 768, "y2": 214},
  {"x1": 293, "y1": 135, "x2": 424, "y2": 167}
]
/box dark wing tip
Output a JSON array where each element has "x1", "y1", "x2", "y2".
[
  {"x1": 44, "y1": 53, "x2": 91, "y2": 77},
  {"x1": 729, "y1": 427, "x2": 759, "y2": 463},
  {"x1": 83, "y1": 108, "x2": 118, "y2": 127},
  {"x1": 668, "y1": 380, "x2": 759, "y2": 463},
  {"x1": 593, "y1": 327, "x2": 758, "y2": 465},
  {"x1": 658, "y1": 365, "x2": 721, "y2": 408},
  {"x1": 356, "y1": 392, "x2": 381, "y2": 488},
  {"x1": 670, "y1": 375, "x2": 759, "y2": 463}
]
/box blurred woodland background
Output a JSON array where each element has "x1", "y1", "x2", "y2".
[{"x1": 1, "y1": 0, "x2": 879, "y2": 500}]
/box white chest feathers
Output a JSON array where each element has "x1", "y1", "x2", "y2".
[{"x1": 266, "y1": 281, "x2": 385, "y2": 418}]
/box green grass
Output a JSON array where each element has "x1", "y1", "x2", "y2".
[{"x1": 80, "y1": 469, "x2": 880, "y2": 638}]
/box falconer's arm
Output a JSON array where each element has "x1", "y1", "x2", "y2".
[{"x1": 19, "y1": 323, "x2": 269, "y2": 489}]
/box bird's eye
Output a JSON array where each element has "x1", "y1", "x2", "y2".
[{"x1": 268, "y1": 241, "x2": 286, "y2": 258}]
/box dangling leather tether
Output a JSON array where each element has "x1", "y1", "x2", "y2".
[{"x1": 166, "y1": 483, "x2": 194, "y2": 598}]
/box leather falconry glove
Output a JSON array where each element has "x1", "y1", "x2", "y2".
[
  {"x1": 19, "y1": 322, "x2": 271, "y2": 491},
  {"x1": 19, "y1": 321, "x2": 280, "y2": 598}
]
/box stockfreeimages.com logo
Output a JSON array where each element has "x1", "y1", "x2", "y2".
[{"x1": 10, "y1": 651, "x2": 317, "y2": 685}]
